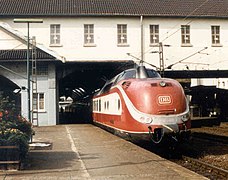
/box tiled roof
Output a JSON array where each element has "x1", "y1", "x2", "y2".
[
  {"x1": 0, "y1": 49, "x2": 57, "y2": 61},
  {"x1": 0, "y1": 0, "x2": 228, "y2": 18}
]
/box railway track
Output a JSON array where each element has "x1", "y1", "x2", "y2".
[
  {"x1": 191, "y1": 123, "x2": 228, "y2": 138},
  {"x1": 172, "y1": 127, "x2": 228, "y2": 179},
  {"x1": 136, "y1": 125, "x2": 228, "y2": 179},
  {"x1": 191, "y1": 132, "x2": 228, "y2": 145},
  {"x1": 138, "y1": 140, "x2": 228, "y2": 179},
  {"x1": 180, "y1": 155, "x2": 228, "y2": 179}
]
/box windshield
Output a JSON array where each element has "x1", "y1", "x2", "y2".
[{"x1": 147, "y1": 69, "x2": 161, "y2": 78}]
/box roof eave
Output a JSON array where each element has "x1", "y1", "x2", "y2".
[
  {"x1": 0, "y1": 59, "x2": 62, "y2": 63},
  {"x1": 1, "y1": 13, "x2": 228, "y2": 19}
]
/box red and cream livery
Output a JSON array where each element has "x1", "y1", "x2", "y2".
[{"x1": 92, "y1": 65, "x2": 191, "y2": 144}]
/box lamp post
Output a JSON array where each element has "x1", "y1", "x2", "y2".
[{"x1": 14, "y1": 19, "x2": 43, "y2": 123}]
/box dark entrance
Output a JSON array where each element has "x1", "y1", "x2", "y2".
[
  {"x1": 57, "y1": 61, "x2": 134, "y2": 124},
  {"x1": 187, "y1": 85, "x2": 228, "y2": 121},
  {"x1": 0, "y1": 75, "x2": 21, "y2": 109}
]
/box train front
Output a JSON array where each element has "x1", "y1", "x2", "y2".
[{"x1": 123, "y1": 78, "x2": 191, "y2": 144}]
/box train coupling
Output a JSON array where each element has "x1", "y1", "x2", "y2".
[{"x1": 148, "y1": 126, "x2": 164, "y2": 144}]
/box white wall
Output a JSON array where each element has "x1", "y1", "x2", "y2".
[
  {"x1": 4, "y1": 16, "x2": 228, "y2": 72},
  {"x1": 0, "y1": 63, "x2": 57, "y2": 126}
]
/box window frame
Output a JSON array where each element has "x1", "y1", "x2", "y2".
[
  {"x1": 211, "y1": 25, "x2": 221, "y2": 47},
  {"x1": 84, "y1": 24, "x2": 95, "y2": 46},
  {"x1": 37, "y1": 65, "x2": 48, "y2": 76},
  {"x1": 181, "y1": 25, "x2": 191, "y2": 47},
  {"x1": 150, "y1": 25, "x2": 159, "y2": 46},
  {"x1": 117, "y1": 24, "x2": 128, "y2": 46},
  {"x1": 33, "y1": 93, "x2": 45, "y2": 112},
  {"x1": 50, "y1": 24, "x2": 61, "y2": 46}
]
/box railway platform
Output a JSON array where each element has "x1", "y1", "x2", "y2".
[{"x1": 0, "y1": 124, "x2": 207, "y2": 179}]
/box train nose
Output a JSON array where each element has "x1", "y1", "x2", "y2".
[{"x1": 128, "y1": 79, "x2": 187, "y2": 115}]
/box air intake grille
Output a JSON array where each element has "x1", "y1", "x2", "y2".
[{"x1": 151, "y1": 83, "x2": 158, "y2": 87}]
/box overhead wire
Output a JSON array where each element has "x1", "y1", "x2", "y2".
[
  {"x1": 147, "y1": 0, "x2": 210, "y2": 52},
  {"x1": 131, "y1": 0, "x2": 211, "y2": 67},
  {"x1": 160, "y1": 0, "x2": 210, "y2": 44},
  {"x1": 166, "y1": 47, "x2": 208, "y2": 69}
]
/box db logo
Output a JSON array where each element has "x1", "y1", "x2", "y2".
[{"x1": 158, "y1": 96, "x2": 171, "y2": 104}]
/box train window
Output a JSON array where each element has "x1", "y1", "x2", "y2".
[
  {"x1": 107, "y1": 101, "x2": 109, "y2": 110},
  {"x1": 94, "y1": 100, "x2": 97, "y2": 111},
  {"x1": 113, "y1": 72, "x2": 124, "y2": 85},
  {"x1": 116, "y1": 69, "x2": 136, "y2": 83},
  {"x1": 147, "y1": 69, "x2": 161, "y2": 78},
  {"x1": 96, "y1": 100, "x2": 98, "y2": 111},
  {"x1": 100, "y1": 83, "x2": 113, "y2": 94},
  {"x1": 123, "y1": 70, "x2": 136, "y2": 79},
  {"x1": 118, "y1": 99, "x2": 121, "y2": 110},
  {"x1": 99, "y1": 99, "x2": 101, "y2": 112},
  {"x1": 93, "y1": 100, "x2": 96, "y2": 111}
]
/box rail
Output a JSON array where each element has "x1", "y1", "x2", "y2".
[
  {"x1": 182, "y1": 155, "x2": 228, "y2": 179},
  {"x1": 191, "y1": 132, "x2": 228, "y2": 144}
]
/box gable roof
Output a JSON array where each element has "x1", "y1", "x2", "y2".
[
  {"x1": 0, "y1": 0, "x2": 228, "y2": 18},
  {"x1": 0, "y1": 49, "x2": 57, "y2": 62},
  {"x1": 0, "y1": 22, "x2": 64, "y2": 62}
]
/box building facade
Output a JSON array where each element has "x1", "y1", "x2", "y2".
[
  {"x1": 0, "y1": 23, "x2": 61, "y2": 126},
  {"x1": 4, "y1": 17, "x2": 228, "y2": 71},
  {"x1": 1, "y1": 0, "x2": 228, "y2": 124}
]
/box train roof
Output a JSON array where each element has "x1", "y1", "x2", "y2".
[{"x1": 95, "y1": 66, "x2": 161, "y2": 96}]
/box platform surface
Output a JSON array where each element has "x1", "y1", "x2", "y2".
[{"x1": 0, "y1": 124, "x2": 208, "y2": 179}]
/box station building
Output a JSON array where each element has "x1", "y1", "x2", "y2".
[{"x1": 0, "y1": 0, "x2": 228, "y2": 125}]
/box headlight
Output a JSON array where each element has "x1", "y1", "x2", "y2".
[{"x1": 139, "y1": 116, "x2": 153, "y2": 124}]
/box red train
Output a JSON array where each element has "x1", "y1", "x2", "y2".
[{"x1": 92, "y1": 65, "x2": 191, "y2": 144}]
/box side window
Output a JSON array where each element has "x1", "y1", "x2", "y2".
[
  {"x1": 84, "y1": 24, "x2": 95, "y2": 46},
  {"x1": 50, "y1": 24, "x2": 61, "y2": 46},
  {"x1": 122, "y1": 70, "x2": 136, "y2": 79},
  {"x1": 99, "y1": 99, "x2": 101, "y2": 112},
  {"x1": 115, "y1": 70, "x2": 136, "y2": 83},
  {"x1": 33, "y1": 93, "x2": 45, "y2": 111},
  {"x1": 101, "y1": 83, "x2": 113, "y2": 94},
  {"x1": 181, "y1": 25, "x2": 191, "y2": 46},
  {"x1": 211, "y1": 25, "x2": 221, "y2": 46},
  {"x1": 117, "y1": 24, "x2": 128, "y2": 46},
  {"x1": 36, "y1": 64, "x2": 48, "y2": 76},
  {"x1": 150, "y1": 25, "x2": 159, "y2": 45}
]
